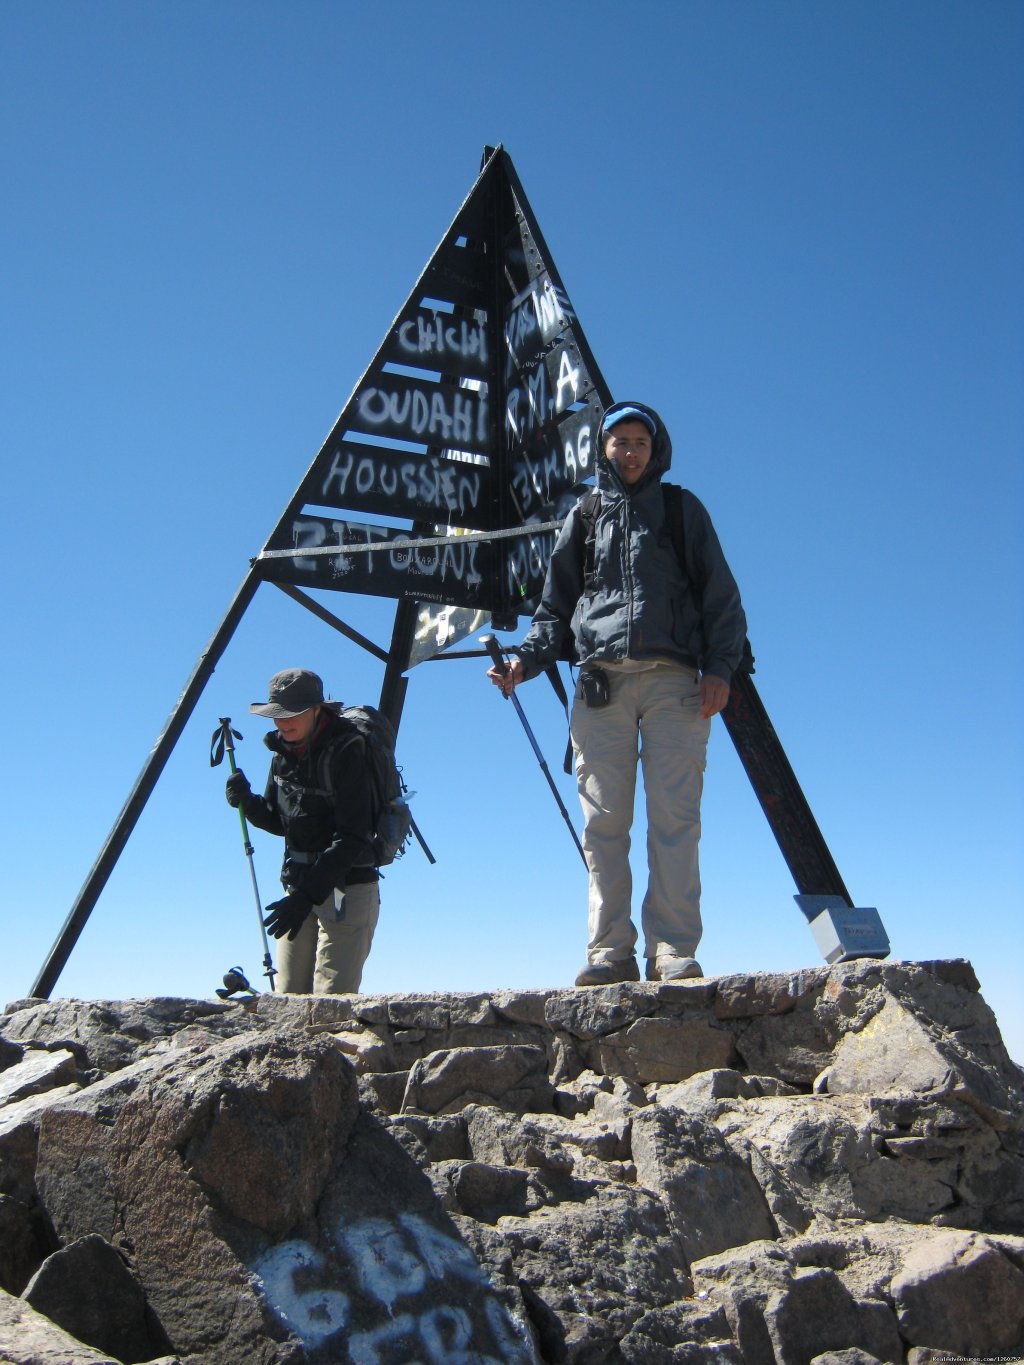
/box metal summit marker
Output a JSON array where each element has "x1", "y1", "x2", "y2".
[{"x1": 32, "y1": 145, "x2": 887, "y2": 998}]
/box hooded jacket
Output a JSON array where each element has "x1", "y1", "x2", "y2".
[
  {"x1": 517, "y1": 400, "x2": 746, "y2": 683},
  {"x1": 238, "y1": 707, "x2": 378, "y2": 901}
]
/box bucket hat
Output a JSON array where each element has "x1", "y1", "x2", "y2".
[{"x1": 250, "y1": 669, "x2": 325, "y2": 718}]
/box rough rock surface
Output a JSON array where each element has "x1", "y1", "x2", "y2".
[{"x1": 0, "y1": 959, "x2": 1021, "y2": 1363}]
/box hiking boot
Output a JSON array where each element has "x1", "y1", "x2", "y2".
[
  {"x1": 574, "y1": 957, "x2": 641, "y2": 987},
  {"x1": 646, "y1": 955, "x2": 704, "y2": 982}
]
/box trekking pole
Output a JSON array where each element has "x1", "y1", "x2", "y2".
[
  {"x1": 408, "y1": 813, "x2": 436, "y2": 864},
  {"x1": 480, "y1": 635, "x2": 587, "y2": 866},
  {"x1": 209, "y1": 718, "x2": 277, "y2": 992}
]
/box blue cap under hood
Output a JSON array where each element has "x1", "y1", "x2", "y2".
[{"x1": 597, "y1": 400, "x2": 672, "y2": 495}]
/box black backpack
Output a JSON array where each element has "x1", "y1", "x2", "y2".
[{"x1": 319, "y1": 704, "x2": 412, "y2": 867}]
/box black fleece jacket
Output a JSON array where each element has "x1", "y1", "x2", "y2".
[{"x1": 240, "y1": 708, "x2": 378, "y2": 900}]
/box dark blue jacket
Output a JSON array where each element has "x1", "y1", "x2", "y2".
[
  {"x1": 240, "y1": 708, "x2": 378, "y2": 899},
  {"x1": 518, "y1": 400, "x2": 746, "y2": 683}
]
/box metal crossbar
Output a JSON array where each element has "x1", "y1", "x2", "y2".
[{"x1": 257, "y1": 518, "x2": 567, "y2": 561}]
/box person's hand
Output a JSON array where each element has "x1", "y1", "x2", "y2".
[
  {"x1": 487, "y1": 658, "x2": 525, "y2": 696},
  {"x1": 225, "y1": 770, "x2": 252, "y2": 808},
  {"x1": 700, "y1": 675, "x2": 730, "y2": 719},
  {"x1": 262, "y1": 891, "x2": 313, "y2": 940}
]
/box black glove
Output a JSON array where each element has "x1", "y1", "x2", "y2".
[
  {"x1": 263, "y1": 890, "x2": 314, "y2": 941},
  {"x1": 225, "y1": 770, "x2": 252, "y2": 808}
]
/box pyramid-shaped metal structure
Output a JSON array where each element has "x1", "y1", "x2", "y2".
[
  {"x1": 256, "y1": 144, "x2": 611, "y2": 665},
  {"x1": 32, "y1": 147, "x2": 886, "y2": 999}
]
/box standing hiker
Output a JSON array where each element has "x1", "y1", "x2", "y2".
[
  {"x1": 488, "y1": 401, "x2": 746, "y2": 987},
  {"x1": 224, "y1": 668, "x2": 380, "y2": 994}
]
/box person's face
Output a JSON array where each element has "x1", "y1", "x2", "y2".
[
  {"x1": 274, "y1": 707, "x2": 320, "y2": 744},
  {"x1": 604, "y1": 420, "x2": 653, "y2": 485}
]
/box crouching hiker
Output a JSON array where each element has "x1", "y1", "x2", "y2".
[
  {"x1": 225, "y1": 668, "x2": 380, "y2": 994},
  {"x1": 488, "y1": 401, "x2": 747, "y2": 989}
]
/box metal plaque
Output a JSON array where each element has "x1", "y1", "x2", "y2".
[
  {"x1": 262, "y1": 514, "x2": 494, "y2": 610},
  {"x1": 383, "y1": 306, "x2": 490, "y2": 380},
  {"x1": 348, "y1": 374, "x2": 491, "y2": 455},
  {"x1": 296, "y1": 440, "x2": 493, "y2": 529}
]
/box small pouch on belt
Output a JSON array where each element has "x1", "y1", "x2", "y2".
[{"x1": 580, "y1": 667, "x2": 611, "y2": 708}]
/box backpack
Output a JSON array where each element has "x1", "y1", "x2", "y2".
[{"x1": 319, "y1": 704, "x2": 413, "y2": 867}]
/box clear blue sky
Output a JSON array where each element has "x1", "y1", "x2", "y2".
[{"x1": 3, "y1": 2, "x2": 1022, "y2": 1059}]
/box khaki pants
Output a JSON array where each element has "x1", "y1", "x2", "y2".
[
  {"x1": 275, "y1": 881, "x2": 380, "y2": 994},
  {"x1": 570, "y1": 664, "x2": 710, "y2": 967}
]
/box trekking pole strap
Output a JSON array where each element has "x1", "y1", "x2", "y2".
[{"x1": 210, "y1": 718, "x2": 244, "y2": 771}]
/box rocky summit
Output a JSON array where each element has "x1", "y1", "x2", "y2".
[{"x1": 1, "y1": 959, "x2": 1022, "y2": 1364}]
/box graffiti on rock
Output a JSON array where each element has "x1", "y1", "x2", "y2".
[{"x1": 251, "y1": 1211, "x2": 532, "y2": 1364}]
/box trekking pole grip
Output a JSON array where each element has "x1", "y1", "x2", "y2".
[
  {"x1": 480, "y1": 633, "x2": 508, "y2": 684},
  {"x1": 219, "y1": 717, "x2": 240, "y2": 774}
]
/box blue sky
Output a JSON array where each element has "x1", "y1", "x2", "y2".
[{"x1": 3, "y1": 2, "x2": 1022, "y2": 1059}]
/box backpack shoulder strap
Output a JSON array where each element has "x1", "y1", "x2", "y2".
[
  {"x1": 578, "y1": 489, "x2": 601, "y2": 585},
  {"x1": 662, "y1": 482, "x2": 708, "y2": 598},
  {"x1": 661, "y1": 482, "x2": 686, "y2": 574},
  {"x1": 663, "y1": 483, "x2": 754, "y2": 675},
  {"x1": 312, "y1": 712, "x2": 366, "y2": 801},
  {"x1": 315, "y1": 743, "x2": 335, "y2": 800},
  {"x1": 548, "y1": 488, "x2": 600, "y2": 770}
]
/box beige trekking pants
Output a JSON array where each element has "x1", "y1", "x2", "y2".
[
  {"x1": 570, "y1": 663, "x2": 710, "y2": 967},
  {"x1": 275, "y1": 880, "x2": 380, "y2": 994}
]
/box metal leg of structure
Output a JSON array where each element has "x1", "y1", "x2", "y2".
[
  {"x1": 30, "y1": 573, "x2": 262, "y2": 999},
  {"x1": 722, "y1": 671, "x2": 889, "y2": 960}
]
